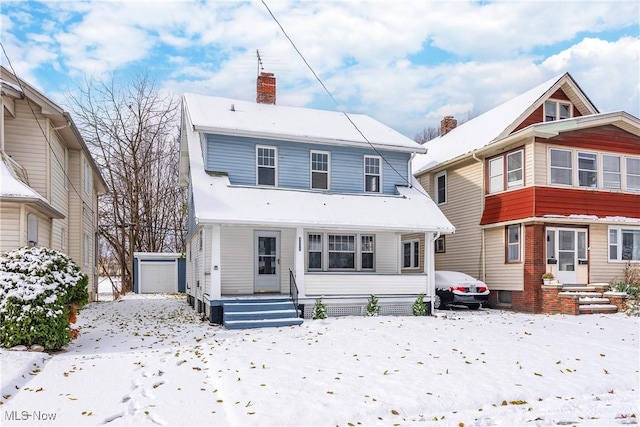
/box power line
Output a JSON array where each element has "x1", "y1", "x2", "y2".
[{"x1": 260, "y1": 0, "x2": 433, "y2": 201}]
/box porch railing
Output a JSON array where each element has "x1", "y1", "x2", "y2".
[{"x1": 289, "y1": 268, "x2": 300, "y2": 316}]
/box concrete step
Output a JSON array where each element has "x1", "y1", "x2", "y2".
[
  {"x1": 579, "y1": 304, "x2": 618, "y2": 314},
  {"x1": 224, "y1": 317, "x2": 304, "y2": 329},
  {"x1": 560, "y1": 291, "x2": 603, "y2": 297},
  {"x1": 562, "y1": 286, "x2": 602, "y2": 292},
  {"x1": 578, "y1": 297, "x2": 610, "y2": 305}
]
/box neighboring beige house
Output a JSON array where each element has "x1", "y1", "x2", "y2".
[
  {"x1": 0, "y1": 66, "x2": 106, "y2": 301},
  {"x1": 411, "y1": 72, "x2": 640, "y2": 313}
]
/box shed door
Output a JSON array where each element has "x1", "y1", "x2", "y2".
[{"x1": 140, "y1": 261, "x2": 177, "y2": 293}]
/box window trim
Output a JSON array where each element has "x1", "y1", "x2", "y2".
[
  {"x1": 307, "y1": 232, "x2": 377, "y2": 272},
  {"x1": 310, "y1": 150, "x2": 330, "y2": 191},
  {"x1": 549, "y1": 148, "x2": 573, "y2": 186},
  {"x1": 577, "y1": 151, "x2": 598, "y2": 188},
  {"x1": 402, "y1": 239, "x2": 420, "y2": 269},
  {"x1": 487, "y1": 149, "x2": 524, "y2": 194},
  {"x1": 544, "y1": 99, "x2": 572, "y2": 122},
  {"x1": 364, "y1": 155, "x2": 382, "y2": 193},
  {"x1": 435, "y1": 236, "x2": 446, "y2": 254},
  {"x1": 608, "y1": 226, "x2": 640, "y2": 262},
  {"x1": 434, "y1": 171, "x2": 447, "y2": 205},
  {"x1": 256, "y1": 145, "x2": 278, "y2": 187},
  {"x1": 506, "y1": 224, "x2": 521, "y2": 263}
]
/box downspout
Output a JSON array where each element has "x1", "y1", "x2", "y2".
[
  {"x1": 472, "y1": 153, "x2": 486, "y2": 281},
  {"x1": 428, "y1": 231, "x2": 440, "y2": 315}
]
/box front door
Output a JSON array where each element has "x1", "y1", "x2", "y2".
[{"x1": 254, "y1": 231, "x2": 280, "y2": 293}]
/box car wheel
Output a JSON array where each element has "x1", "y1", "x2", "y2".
[
  {"x1": 468, "y1": 303, "x2": 481, "y2": 310},
  {"x1": 433, "y1": 295, "x2": 442, "y2": 310}
]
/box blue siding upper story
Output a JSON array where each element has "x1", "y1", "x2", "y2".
[{"x1": 205, "y1": 134, "x2": 411, "y2": 195}]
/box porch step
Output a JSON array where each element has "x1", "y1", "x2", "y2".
[
  {"x1": 579, "y1": 297, "x2": 610, "y2": 305},
  {"x1": 579, "y1": 304, "x2": 618, "y2": 314},
  {"x1": 222, "y1": 298, "x2": 303, "y2": 329}
]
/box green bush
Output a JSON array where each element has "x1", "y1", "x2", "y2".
[
  {"x1": 312, "y1": 297, "x2": 327, "y2": 320},
  {"x1": 0, "y1": 247, "x2": 88, "y2": 350},
  {"x1": 366, "y1": 294, "x2": 380, "y2": 317},
  {"x1": 412, "y1": 293, "x2": 427, "y2": 316}
]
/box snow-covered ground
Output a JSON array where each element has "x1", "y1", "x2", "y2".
[{"x1": 1, "y1": 294, "x2": 638, "y2": 426}]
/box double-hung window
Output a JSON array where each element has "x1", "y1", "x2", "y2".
[
  {"x1": 544, "y1": 100, "x2": 571, "y2": 122},
  {"x1": 256, "y1": 146, "x2": 277, "y2": 186},
  {"x1": 627, "y1": 158, "x2": 640, "y2": 191},
  {"x1": 308, "y1": 234, "x2": 322, "y2": 270},
  {"x1": 308, "y1": 233, "x2": 376, "y2": 271},
  {"x1": 506, "y1": 225, "x2": 520, "y2": 263},
  {"x1": 609, "y1": 227, "x2": 640, "y2": 261},
  {"x1": 488, "y1": 150, "x2": 523, "y2": 193},
  {"x1": 435, "y1": 171, "x2": 446, "y2": 204},
  {"x1": 578, "y1": 152, "x2": 597, "y2": 188},
  {"x1": 550, "y1": 148, "x2": 572, "y2": 186},
  {"x1": 328, "y1": 235, "x2": 355, "y2": 269},
  {"x1": 311, "y1": 151, "x2": 329, "y2": 190},
  {"x1": 83, "y1": 158, "x2": 91, "y2": 195},
  {"x1": 361, "y1": 235, "x2": 375, "y2": 270},
  {"x1": 402, "y1": 240, "x2": 420, "y2": 269},
  {"x1": 603, "y1": 155, "x2": 621, "y2": 189},
  {"x1": 364, "y1": 156, "x2": 381, "y2": 193}
]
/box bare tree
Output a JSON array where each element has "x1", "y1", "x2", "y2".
[
  {"x1": 414, "y1": 127, "x2": 440, "y2": 145},
  {"x1": 68, "y1": 72, "x2": 186, "y2": 294}
]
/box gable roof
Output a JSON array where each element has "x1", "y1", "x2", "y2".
[
  {"x1": 180, "y1": 102, "x2": 454, "y2": 234},
  {"x1": 412, "y1": 72, "x2": 599, "y2": 174},
  {"x1": 182, "y1": 93, "x2": 425, "y2": 153}
]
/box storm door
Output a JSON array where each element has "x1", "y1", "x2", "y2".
[{"x1": 254, "y1": 231, "x2": 280, "y2": 293}]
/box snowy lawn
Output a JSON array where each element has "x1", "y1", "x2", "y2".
[{"x1": 1, "y1": 294, "x2": 638, "y2": 426}]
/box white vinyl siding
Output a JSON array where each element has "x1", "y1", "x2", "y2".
[
  {"x1": 431, "y1": 160, "x2": 482, "y2": 278},
  {"x1": 304, "y1": 274, "x2": 426, "y2": 296},
  {"x1": 0, "y1": 205, "x2": 21, "y2": 251},
  {"x1": 484, "y1": 227, "x2": 524, "y2": 291},
  {"x1": 589, "y1": 224, "x2": 635, "y2": 282}
]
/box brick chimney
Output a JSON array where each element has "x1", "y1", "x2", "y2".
[
  {"x1": 256, "y1": 72, "x2": 276, "y2": 104},
  {"x1": 440, "y1": 115, "x2": 457, "y2": 135}
]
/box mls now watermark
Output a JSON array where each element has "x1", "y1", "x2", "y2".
[{"x1": 5, "y1": 410, "x2": 57, "y2": 422}]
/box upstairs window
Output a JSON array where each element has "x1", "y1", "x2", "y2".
[
  {"x1": 435, "y1": 171, "x2": 447, "y2": 204},
  {"x1": 603, "y1": 155, "x2": 621, "y2": 189},
  {"x1": 256, "y1": 146, "x2": 277, "y2": 186},
  {"x1": 402, "y1": 240, "x2": 420, "y2": 269},
  {"x1": 311, "y1": 151, "x2": 330, "y2": 190},
  {"x1": 544, "y1": 100, "x2": 571, "y2": 122},
  {"x1": 578, "y1": 152, "x2": 597, "y2": 188},
  {"x1": 550, "y1": 148, "x2": 572, "y2": 186},
  {"x1": 488, "y1": 150, "x2": 523, "y2": 193},
  {"x1": 627, "y1": 158, "x2": 640, "y2": 191},
  {"x1": 364, "y1": 156, "x2": 381, "y2": 193}
]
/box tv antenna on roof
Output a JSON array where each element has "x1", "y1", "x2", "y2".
[{"x1": 256, "y1": 49, "x2": 265, "y2": 76}]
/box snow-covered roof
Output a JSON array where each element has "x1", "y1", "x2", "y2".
[
  {"x1": 182, "y1": 93, "x2": 425, "y2": 153},
  {"x1": 183, "y1": 114, "x2": 453, "y2": 233},
  {"x1": 0, "y1": 159, "x2": 64, "y2": 219},
  {"x1": 412, "y1": 73, "x2": 578, "y2": 174}
]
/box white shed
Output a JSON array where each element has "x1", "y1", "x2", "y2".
[{"x1": 133, "y1": 252, "x2": 185, "y2": 294}]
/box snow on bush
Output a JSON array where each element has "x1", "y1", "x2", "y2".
[{"x1": 0, "y1": 247, "x2": 88, "y2": 350}]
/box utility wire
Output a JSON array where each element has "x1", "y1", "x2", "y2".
[
  {"x1": 1, "y1": 42, "x2": 96, "y2": 218},
  {"x1": 260, "y1": 0, "x2": 433, "y2": 200}
]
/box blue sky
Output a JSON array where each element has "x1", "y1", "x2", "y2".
[{"x1": 1, "y1": 0, "x2": 639, "y2": 137}]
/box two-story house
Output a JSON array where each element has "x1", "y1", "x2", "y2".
[
  {"x1": 180, "y1": 72, "x2": 454, "y2": 328},
  {"x1": 411, "y1": 72, "x2": 640, "y2": 313},
  {"x1": 0, "y1": 66, "x2": 106, "y2": 301}
]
